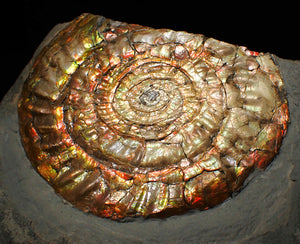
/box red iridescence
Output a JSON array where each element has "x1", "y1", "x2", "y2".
[{"x1": 18, "y1": 13, "x2": 289, "y2": 219}]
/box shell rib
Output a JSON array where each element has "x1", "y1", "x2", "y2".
[{"x1": 18, "y1": 13, "x2": 289, "y2": 219}]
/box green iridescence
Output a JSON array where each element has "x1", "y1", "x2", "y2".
[{"x1": 18, "y1": 13, "x2": 289, "y2": 220}]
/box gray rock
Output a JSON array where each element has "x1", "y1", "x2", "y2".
[{"x1": 0, "y1": 21, "x2": 299, "y2": 244}]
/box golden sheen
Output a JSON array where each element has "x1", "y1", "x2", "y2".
[{"x1": 18, "y1": 13, "x2": 289, "y2": 219}]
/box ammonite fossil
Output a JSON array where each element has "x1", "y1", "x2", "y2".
[{"x1": 18, "y1": 13, "x2": 289, "y2": 220}]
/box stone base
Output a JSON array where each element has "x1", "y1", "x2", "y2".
[{"x1": 0, "y1": 23, "x2": 299, "y2": 243}]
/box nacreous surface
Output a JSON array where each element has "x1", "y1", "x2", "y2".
[{"x1": 18, "y1": 13, "x2": 289, "y2": 219}]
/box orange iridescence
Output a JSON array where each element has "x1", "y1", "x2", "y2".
[{"x1": 18, "y1": 13, "x2": 289, "y2": 220}]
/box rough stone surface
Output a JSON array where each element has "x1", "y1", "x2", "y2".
[{"x1": 0, "y1": 22, "x2": 299, "y2": 243}]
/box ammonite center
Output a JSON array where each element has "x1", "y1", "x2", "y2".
[
  {"x1": 18, "y1": 13, "x2": 289, "y2": 220},
  {"x1": 139, "y1": 87, "x2": 160, "y2": 106}
]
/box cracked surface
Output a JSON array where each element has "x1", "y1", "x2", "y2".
[{"x1": 18, "y1": 13, "x2": 289, "y2": 219}]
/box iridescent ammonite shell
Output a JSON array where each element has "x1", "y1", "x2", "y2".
[{"x1": 18, "y1": 13, "x2": 289, "y2": 219}]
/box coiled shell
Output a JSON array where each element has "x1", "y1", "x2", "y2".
[{"x1": 18, "y1": 13, "x2": 289, "y2": 219}]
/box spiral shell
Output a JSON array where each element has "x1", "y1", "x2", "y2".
[{"x1": 18, "y1": 13, "x2": 289, "y2": 219}]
